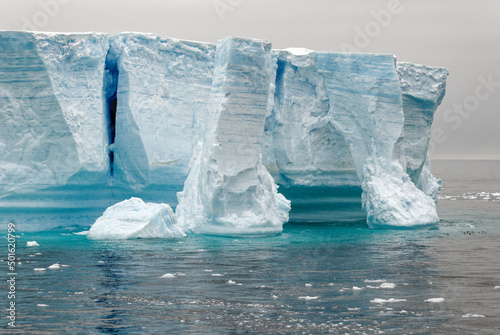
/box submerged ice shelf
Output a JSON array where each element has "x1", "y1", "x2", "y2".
[{"x1": 0, "y1": 31, "x2": 449, "y2": 234}]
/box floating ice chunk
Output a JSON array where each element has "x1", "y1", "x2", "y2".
[
  {"x1": 348, "y1": 307, "x2": 360, "y2": 311},
  {"x1": 211, "y1": 273, "x2": 224, "y2": 277},
  {"x1": 298, "y1": 296, "x2": 319, "y2": 300},
  {"x1": 37, "y1": 304, "x2": 49, "y2": 307},
  {"x1": 494, "y1": 286, "x2": 500, "y2": 289},
  {"x1": 462, "y1": 313, "x2": 486, "y2": 318},
  {"x1": 227, "y1": 280, "x2": 236, "y2": 285},
  {"x1": 47, "y1": 263, "x2": 61, "y2": 269},
  {"x1": 425, "y1": 297, "x2": 445, "y2": 303},
  {"x1": 34, "y1": 268, "x2": 46, "y2": 271},
  {"x1": 370, "y1": 298, "x2": 407, "y2": 304},
  {"x1": 27, "y1": 241, "x2": 39, "y2": 247},
  {"x1": 364, "y1": 279, "x2": 387, "y2": 283},
  {"x1": 352, "y1": 286, "x2": 364, "y2": 291},
  {"x1": 87, "y1": 197, "x2": 185, "y2": 239},
  {"x1": 159, "y1": 273, "x2": 176, "y2": 279},
  {"x1": 305, "y1": 283, "x2": 312, "y2": 287},
  {"x1": 379, "y1": 283, "x2": 396, "y2": 289}
]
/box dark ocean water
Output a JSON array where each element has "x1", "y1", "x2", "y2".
[{"x1": 1, "y1": 160, "x2": 499, "y2": 334}]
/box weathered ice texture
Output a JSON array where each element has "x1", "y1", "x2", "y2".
[
  {"x1": 176, "y1": 37, "x2": 290, "y2": 236},
  {"x1": 313, "y1": 52, "x2": 439, "y2": 228},
  {"x1": 87, "y1": 197, "x2": 185, "y2": 239},
  {"x1": 397, "y1": 62, "x2": 448, "y2": 200},
  {"x1": 108, "y1": 33, "x2": 215, "y2": 191},
  {"x1": 0, "y1": 32, "x2": 109, "y2": 197}
]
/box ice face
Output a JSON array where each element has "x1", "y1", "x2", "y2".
[
  {"x1": 108, "y1": 33, "x2": 216, "y2": 191},
  {"x1": 397, "y1": 62, "x2": 449, "y2": 201},
  {"x1": 312, "y1": 53, "x2": 439, "y2": 228},
  {"x1": 87, "y1": 197, "x2": 185, "y2": 239},
  {"x1": 0, "y1": 32, "x2": 109, "y2": 197},
  {"x1": 175, "y1": 37, "x2": 291, "y2": 236}
]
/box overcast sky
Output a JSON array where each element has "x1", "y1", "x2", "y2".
[{"x1": 1, "y1": 0, "x2": 499, "y2": 159}]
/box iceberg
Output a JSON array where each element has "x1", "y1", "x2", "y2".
[
  {"x1": 175, "y1": 37, "x2": 291, "y2": 236},
  {"x1": 0, "y1": 31, "x2": 449, "y2": 231},
  {"x1": 87, "y1": 197, "x2": 185, "y2": 239}
]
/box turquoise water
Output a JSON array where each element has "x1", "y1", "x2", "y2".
[{"x1": 1, "y1": 160, "x2": 500, "y2": 334}]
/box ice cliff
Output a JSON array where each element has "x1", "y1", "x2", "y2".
[
  {"x1": 0, "y1": 32, "x2": 109, "y2": 196},
  {"x1": 0, "y1": 31, "x2": 448, "y2": 232}
]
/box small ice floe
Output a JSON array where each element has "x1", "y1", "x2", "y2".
[
  {"x1": 27, "y1": 241, "x2": 39, "y2": 247},
  {"x1": 352, "y1": 286, "x2": 364, "y2": 291},
  {"x1": 425, "y1": 297, "x2": 445, "y2": 303},
  {"x1": 298, "y1": 296, "x2": 319, "y2": 300},
  {"x1": 211, "y1": 273, "x2": 224, "y2": 277},
  {"x1": 203, "y1": 269, "x2": 213, "y2": 272},
  {"x1": 380, "y1": 283, "x2": 396, "y2": 289},
  {"x1": 400, "y1": 310, "x2": 408, "y2": 314},
  {"x1": 348, "y1": 307, "x2": 360, "y2": 311},
  {"x1": 272, "y1": 294, "x2": 278, "y2": 299},
  {"x1": 35, "y1": 252, "x2": 41, "y2": 255},
  {"x1": 159, "y1": 273, "x2": 176, "y2": 279},
  {"x1": 61, "y1": 264, "x2": 70, "y2": 268},
  {"x1": 370, "y1": 298, "x2": 407, "y2": 304},
  {"x1": 364, "y1": 279, "x2": 386, "y2": 283},
  {"x1": 494, "y1": 286, "x2": 500, "y2": 289},
  {"x1": 197, "y1": 249, "x2": 207, "y2": 252},
  {"x1": 305, "y1": 283, "x2": 312, "y2": 287},
  {"x1": 47, "y1": 263, "x2": 60, "y2": 269},
  {"x1": 227, "y1": 280, "x2": 237, "y2": 285},
  {"x1": 176, "y1": 272, "x2": 186, "y2": 276},
  {"x1": 462, "y1": 313, "x2": 486, "y2": 318},
  {"x1": 37, "y1": 304, "x2": 49, "y2": 307},
  {"x1": 34, "y1": 268, "x2": 46, "y2": 271},
  {"x1": 97, "y1": 261, "x2": 105, "y2": 264},
  {"x1": 74, "y1": 292, "x2": 84, "y2": 295}
]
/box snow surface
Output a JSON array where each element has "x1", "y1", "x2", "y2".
[
  {"x1": 87, "y1": 197, "x2": 185, "y2": 239},
  {"x1": 175, "y1": 37, "x2": 291, "y2": 236}
]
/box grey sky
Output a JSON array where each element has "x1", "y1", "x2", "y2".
[{"x1": 1, "y1": 0, "x2": 499, "y2": 159}]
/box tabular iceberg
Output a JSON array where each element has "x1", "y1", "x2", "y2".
[
  {"x1": 175, "y1": 37, "x2": 291, "y2": 236},
  {"x1": 87, "y1": 197, "x2": 185, "y2": 239},
  {"x1": 0, "y1": 31, "x2": 449, "y2": 232}
]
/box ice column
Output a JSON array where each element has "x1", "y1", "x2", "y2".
[{"x1": 176, "y1": 37, "x2": 290, "y2": 236}]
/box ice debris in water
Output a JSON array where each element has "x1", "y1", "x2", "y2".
[
  {"x1": 425, "y1": 297, "x2": 445, "y2": 303},
  {"x1": 27, "y1": 241, "x2": 39, "y2": 247},
  {"x1": 371, "y1": 298, "x2": 407, "y2": 304},
  {"x1": 298, "y1": 296, "x2": 319, "y2": 300},
  {"x1": 462, "y1": 313, "x2": 486, "y2": 318},
  {"x1": 87, "y1": 197, "x2": 185, "y2": 239},
  {"x1": 159, "y1": 273, "x2": 176, "y2": 279},
  {"x1": 47, "y1": 263, "x2": 61, "y2": 269}
]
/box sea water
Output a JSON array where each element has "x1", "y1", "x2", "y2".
[{"x1": 1, "y1": 160, "x2": 499, "y2": 334}]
